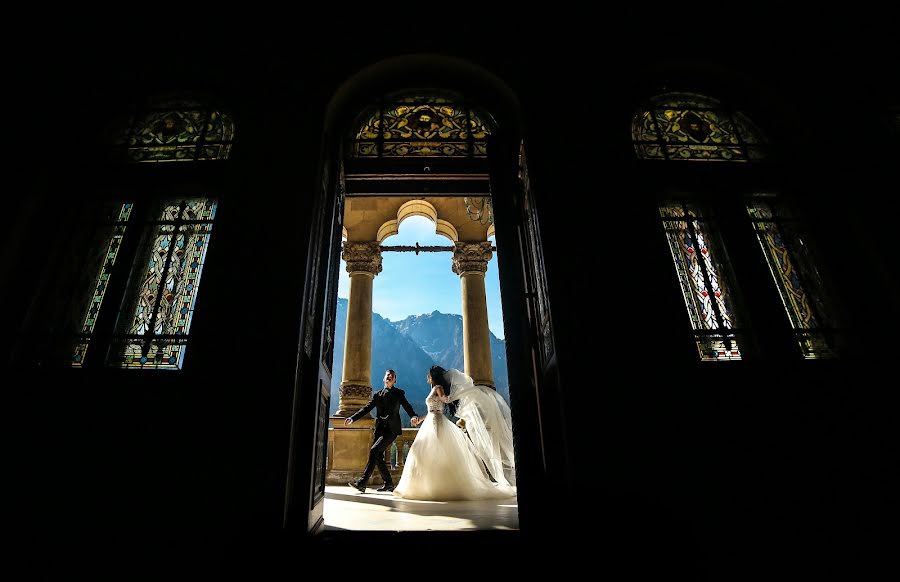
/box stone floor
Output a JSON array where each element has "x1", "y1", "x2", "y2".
[{"x1": 323, "y1": 485, "x2": 519, "y2": 531}]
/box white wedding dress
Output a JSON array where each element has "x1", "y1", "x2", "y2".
[
  {"x1": 444, "y1": 369, "x2": 517, "y2": 488},
  {"x1": 393, "y1": 383, "x2": 516, "y2": 501}
]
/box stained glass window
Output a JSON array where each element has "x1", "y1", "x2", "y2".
[
  {"x1": 660, "y1": 202, "x2": 744, "y2": 360},
  {"x1": 71, "y1": 202, "x2": 134, "y2": 367},
  {"x1": 109, "y1": 197, "x2": 217, "y2": 369},
  {"x1": 353, "y1": 95, "x2": 493, "y2": 158},
  {"x1": 634, "y1": 93, "x2": 766, "y2": 162},
  {"x1": 747, "y1": 195, "x2": 835, "y2": 358},
  {"x1": 120, "y1": 101, "x2": 234, "y2": 162}
]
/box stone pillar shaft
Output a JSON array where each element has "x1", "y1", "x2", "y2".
[
  {"x1": 453, "y1": 242, "x2": 495, "y2": 388},
  {"x1": 336, "y1": 242, "x2": 382, "y2": 417}
]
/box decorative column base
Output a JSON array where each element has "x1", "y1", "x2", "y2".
[
  {"x1": 327, "y1": 415, "x2": 376, "y2": 484},
  {"x1": 328, "y1": 384, "x2": 385, "y2": 485}
]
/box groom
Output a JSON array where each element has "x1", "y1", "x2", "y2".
[{"x1": 344, "y1": 369, "x2": 420, "y2": 493}]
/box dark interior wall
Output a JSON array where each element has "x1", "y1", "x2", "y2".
[
  {"x1": 519, "y1": 41, "x2": 899, "y2": 576},
  {"x1": 9, "y1": 29, "x2": 898, "y2": 576},
  {"x1": 8, "y1": 43, "x2": 341, "y2": 572}
]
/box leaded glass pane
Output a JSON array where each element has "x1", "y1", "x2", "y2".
[
  {"x1": 747, "y1": 197, "x2": 835, "y2": 359},
  {"x1": 353, "y1": 96, "x2": 493, "y2": 158},
  {"x1": 632, "y1": 110, "x2": 659, "y2": 143},
  {"x1": 634, "y1": 143, "x2": 666, "y2": 159},
  {"x1": 115, "y1": 338, "x2": 189, "y2": 369},
  {"x1": 660, "y1": 202, "x2": 743, "y2": 360},
  {"x1": 110, "y1": 197, "x2": 217, "y2": 370},
  {"x1": 634, "y1": 93, "x2": 766, "y2": 162},
  {"x1": 202, "y1": 111, "x2": 235, "y2": 142},
  {"x1": 126, "y1": 224, "x2": 177, "y2": 337},
  {"x1": 655, "y1": 108, "x2": 741, "y2": 145},
  {"x1": 665, "y1": 142, "x2": 746, "y2": 162},
  {"x1": 382, "y1": 141, "x2": 469, "y2": 156},
  {"x1": 126, "y1": 108, "x2": 234, "y2": 163},
  {"x1": 71, "y1": 202, "x2": 133, "y2": 367}
]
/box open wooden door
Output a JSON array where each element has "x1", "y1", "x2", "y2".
[
  {"x1": 284, "y1": 160, "x2": 345, "y2": 534},
  {"x1": 488, "y1": 134, "x2": 567, "y2": 530},
  {"x1": 286, "y1": 128, "x2": 566, "y2": 534}
]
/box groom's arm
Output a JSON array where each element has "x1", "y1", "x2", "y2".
[
  {"x1": 399, "y1": 393, "x2": 419, "y2": 421},
  {"x1": 348, "y1": 396, "x2": 376, "y2": 423}
]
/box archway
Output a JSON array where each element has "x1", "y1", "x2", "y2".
[{"x1": 284, "y1": 56, "x2": 563, "y2": 536}]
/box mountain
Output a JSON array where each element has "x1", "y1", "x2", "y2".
[
  {"x1": 394, "y1": 311, "x2": 465, "y2": 369},
  {"x1": 331, "y1": 299, "x2": 436, "y2": 420},
  {"x1": 393, "y1": 310, "x2": 509, "y2": 401},
  {"x1": 330, "y1": 298, "x2": 509, "y2": 425}
]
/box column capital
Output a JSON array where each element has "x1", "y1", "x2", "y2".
[
  {"x1": 343, "y1": 241, "x2": 382, "y2": 275},
  {"x1": 452, "y1": 241, "x2": 493, "y2": 275}
]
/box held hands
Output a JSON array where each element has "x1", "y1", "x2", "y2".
[
  {"x1": 344, "y1": 417, "x2": 354, "y2": 426},
  {"x1": 410, "y1": 416, "x2": 421, "y2": 427},
  {"x1": 440, "y1": 395, "x2": 451, "y2": 404}
]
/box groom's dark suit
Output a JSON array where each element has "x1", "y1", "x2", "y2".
[{"x1": 349, "y1": 385, "x2": 420, "y2": 488}]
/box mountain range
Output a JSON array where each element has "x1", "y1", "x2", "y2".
[{"x1": 330, "y1": 297, "x2": 509, "y2": 425}]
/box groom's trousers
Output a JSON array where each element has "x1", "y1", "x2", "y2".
[{"x1": 358, "y1": 430, "x2": 398, "y2": 486}]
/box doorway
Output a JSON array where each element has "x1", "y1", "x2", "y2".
[
  {"x1": 285, "y1": 76, "x2": 563, "y2": 537},
  {"x1": 324, "y1": 201, "x2": 518, "y2": 530}
]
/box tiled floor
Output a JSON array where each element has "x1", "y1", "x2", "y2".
[{"x1": 323, "y1": 485, "x2": 519, "y2": 531}]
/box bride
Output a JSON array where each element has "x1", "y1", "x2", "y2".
[{"x1": 392, "y1": 365, "x2": 516, "y2": 501}]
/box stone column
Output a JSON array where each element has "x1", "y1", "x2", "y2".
[
  {"x1": 453, "y1": 241, "x2": 495, "y2": 388},
  {"x1": 328, "y1": 241, "x2": 383, "y2": 484},
  {"x1": 336, "y1": 241, "x2": 382, "y2": 417}
]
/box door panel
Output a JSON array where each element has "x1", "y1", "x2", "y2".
[
  {"x1": 487, "y1": 135, "x2": 565, "y2": 529},
  {"x1": 285, "y1": 160, "x2": 344, "y2": 534}
]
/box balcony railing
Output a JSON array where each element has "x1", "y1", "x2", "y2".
[{"x1": 326, "y1": 427, "x2": 419, "y2": 484}]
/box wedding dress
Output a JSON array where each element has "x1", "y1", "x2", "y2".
[
  {"x1": 393, "y1": 389, "x2": 516, "y2": 501},
  {"x1": 443, "y1": 368, "x2": 517, "y2": 488}
]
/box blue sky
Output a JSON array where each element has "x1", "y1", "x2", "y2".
[{"x1": 338, "y1": 215, "x2": 505, "y2": 339}]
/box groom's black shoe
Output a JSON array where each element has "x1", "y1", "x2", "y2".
[
  {"x1": 376, "y1": 483, "x2": 394, "y2": 492},
  {"x1": 348, "y1": 481, "x2": 365, "y2": 493}
]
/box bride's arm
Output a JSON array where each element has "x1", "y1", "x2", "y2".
[{"x1": 411, "y1": 389, "x2": 433, "y2": 426}]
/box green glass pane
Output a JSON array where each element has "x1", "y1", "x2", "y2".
[{"x1": 70, "y1": 202, "x2": 133, "y2": 367}]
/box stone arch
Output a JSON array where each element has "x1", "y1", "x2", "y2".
[{"x1": 376, "y1": 200, "x2": 460, "y2": 243}]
